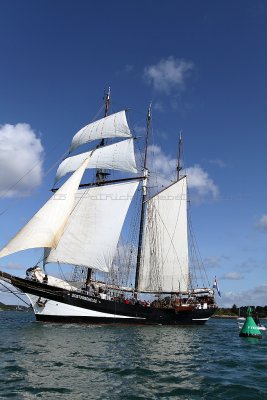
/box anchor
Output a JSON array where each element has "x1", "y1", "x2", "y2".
[{"x1": 36, "y1": 297, "x2": 48, "y2": 308}]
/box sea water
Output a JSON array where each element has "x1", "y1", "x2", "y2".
[{"x1": 0, "y1": 311, "x2": 266, "y2": 399}]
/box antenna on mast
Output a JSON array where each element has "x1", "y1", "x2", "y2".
[
  {"x1": 104, "y1": 86, "x2": 111, "y2": 118},
  {"x1": 177, "y1": 130, "x2": 182, "y2": 180}
]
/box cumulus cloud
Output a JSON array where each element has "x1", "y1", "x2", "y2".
[
  {"x1": 144, "y1": 57, "x2": 194, "y2": 93},
  {"x1": 133, "y1": 125, "x2": 146, "y2": 135},
  {"x1": 221, "y1": 272, "x2": 244, "y2": 280},
  {"x1": 0, "y1": 123, "x2": 44, "y2": 197},
  {"x1": 187, "y1": 164, "x2": 219, "y2": 200},
  {"x1": 255, "y1": 214, "x2": 267, "y2": 232},
  {"x1": 125, "y1": 64, "x2": 134, "y2": 73},
  {"x1": 147, "y1": 144, "x2": 177, "y2": 187},
  {"x1": 203, "y1": 256, "x2": 221, "y2": 269},
  {"x1": 147, "y1": 144, "x2": 219, "y2": 202},
  {"x1": 221, "y1": 284, "x2": 267, "y2": 307},
  {"x1": 3, "y1": 262, "x2": 25, "y2": 271},
  {"x1": 154, "y1": 102, "x2": 164, "y2": 112},
  {"x1": 237, "y1": 258, "x2": 261, "y2": 273},
  {"x1": 208, "y1": 159, "x2": 226, "y2": 168}
]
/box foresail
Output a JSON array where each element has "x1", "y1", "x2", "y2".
[
  {"x1": 55, "y1": 138, "x2": 137, "y2": 184},
  {"x1": 0, "y1": 159, "x2": 89, "y2": 258},
  {"x1": 45, "y1": 181, "x2": 139, "y2": 273},
  {"x1": 139, "y1": 176, "x2": 189, "y2": 293},
  {"x1": 70, "y1": 110, "x2": 131, "y2": 152}
]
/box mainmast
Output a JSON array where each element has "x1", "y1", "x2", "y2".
[
  {"x1": 134, "y1": 103, "x2": 151, "y2": 292},
  {"x1": 177, "y1": 130, "x2": 182, "y2": 180}
]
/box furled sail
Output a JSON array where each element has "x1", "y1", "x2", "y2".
[
  {"x1": 70, "y1": 110, "x2": 131, "y2": 152},
  {"x1": 45, "y1": 181, "x2": 139, "y2": 273},
  {"x1": 0, "y1": 159, "x2": 89, "y2": 258},
  {"x1": 55, "y1": 138, "x2": 137, "y2": 184},
  {"x1": 139, "y1": 176, "x2": 189, "y2": 293}
]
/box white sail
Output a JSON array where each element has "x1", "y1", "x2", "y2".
[
  {"x1": 45, "y1": 181, "x2": 139, "y2": 273},
  {"x1": 139, "y1": 176, "x2": 189, "y2": 293},
  {"x1": 0, "y1": 159, "x2": 89, "y2": 258},
  {"x1": 70, "y1": 110, "x2": 131, "y2": 152},
  {"x1": 55, "y1": 138, "x2": 137, "y2": 184}
]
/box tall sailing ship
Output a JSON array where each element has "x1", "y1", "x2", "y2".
[{"x1": 0, "y1": 91, "x2": 217, "y2": 325}]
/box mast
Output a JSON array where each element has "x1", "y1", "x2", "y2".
[
  {"x1": 86, "y1": 88, "x2": 111, "y2": 285},
  {"x1": 177, "y1": 130, "x2": 182, "y2": 180},
  {"x1": 134, "y1": 102, "x2": 151, "y2": 292},
  {"x1": 96, "y1": 87, "x2": 111, "y2": 183}
]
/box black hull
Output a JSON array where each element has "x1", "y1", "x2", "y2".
[{"x1": 1, "y1": 272, "x2": 216, "y2": 326}]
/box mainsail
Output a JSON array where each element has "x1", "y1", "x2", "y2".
[
  {"x1": 55, "y1": 138, "x2": 137, "y2": 183},
  {"x1": 139, "y1": 176, "x2": 189, "y2": 293},
  {"x1": 70, "y1": 110, "x2": 131, "y2": 152},
  {"x1": 45, "y1": 181, "x2": 139, "y2": 272},
  {"x1": 0, "y1": 159, "x2": 89, "y2": 258}
]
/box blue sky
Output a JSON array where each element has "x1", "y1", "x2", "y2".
[{"x1": 0, "y1": 0, "x2": 267, "y2": 306}]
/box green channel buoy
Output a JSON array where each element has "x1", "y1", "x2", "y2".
[{"x1": 239, "y1": 307, "x2": 262, "y2": 339}]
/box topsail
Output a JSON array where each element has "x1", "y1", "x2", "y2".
[
  {"x1": 55, "y1": 138, "x2": 137, "y2": 184},
  {"x1": 70, "y1": 110, "x2": 131, "y2": 152}
]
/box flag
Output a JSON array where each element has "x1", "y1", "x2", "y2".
[{"x1": 213, "y1": 276, "x2": 221, "y2": 297}]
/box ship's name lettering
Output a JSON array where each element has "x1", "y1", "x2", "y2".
[{"x1": 72, "y1": 294, "x2": 98, "y2": 303}]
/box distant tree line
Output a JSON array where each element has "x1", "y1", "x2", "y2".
[
  {"x1": 215, "y1": 304, "x2": 267, "y2": 318},
  {"x1": 0, "y1": 302, "x2": 29, "y2": 311}
]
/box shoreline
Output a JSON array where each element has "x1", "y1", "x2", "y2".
[{"x1": 212, "y1": 315, "x2": 267, "y2": 320}]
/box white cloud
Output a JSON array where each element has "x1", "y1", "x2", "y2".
[
  {"x1": 221, "y1": 284, "x2": 267, "y2": 307},
  {"x1": 187, "y1": 164, "x2": 219, "y2": 200},
  {"x1": 203, "y1": 256, "x2": 221, "y2": 269},
  {"x1": 147, "y1": 144, "x2": 177, "y2": 186},
  {"x1": 154, "y1": 102, "x2": 164, "y2": 112},
  {"x1": 208, "y1": 159, "x2": 226, "y2": 168},
  {"x1": 3, "y1": 262, "x2": 25, "y2": 271},
  {"x1": 125, "y1": 64, "x2": 134, "y2": 73},
  {"x1": 144, "y1": 57, "x2": 194, "y2": 93},
  {"x1": 221, "y1": 272, "x2": 244, "y2": 280},
  {"x1": 203, "y1": 255, "x2": 229, "y2": 269},
  {"x1": 147, "y1": 145, "x2": 219, "y2": 201},
  {"x1": 256, "y1": 214, "x2": 267, "y2": 232},
  {"x1": 0, "y1": 123, "x2": 44, "y2": 197},
  {"x1": 133, "y1": 125, "x2": 146, "y2": 135},
  {"x1": 237, "y1": 258, "x2": 260, "y2": 273}
]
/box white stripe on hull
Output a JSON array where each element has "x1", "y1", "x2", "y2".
[
  {"x1": 192, "y1": 318, "x2": 209, "y2": 321},
  {"x1": 26, "y1": 294, "x2": 145, "y2": 319}
]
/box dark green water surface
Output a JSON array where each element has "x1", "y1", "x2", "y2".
[{"x1": 0, "y1": 311, "x2": 266, "y2": 399}]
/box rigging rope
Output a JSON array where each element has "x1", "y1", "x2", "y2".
[
  {"x1": 0, "y1": 281, "x2": 30, "y2": 307},
  {"x1": 187, "y1": 193, "x2": 211, "y2": 287}
]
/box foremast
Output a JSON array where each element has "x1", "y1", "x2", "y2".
[
  {"x1": 86, "y1": 87, "x2": 111, "y2": 285},
  {"x1": 96, "y1": 87, "x2": 111, "y2": 183},
  {"x1": 134, "y1": 103, "x2": 151, "y2": 292}
]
